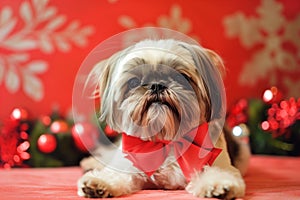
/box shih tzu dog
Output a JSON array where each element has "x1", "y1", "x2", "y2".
[{"x1": 77, "y1": 39, "x2": 250, "y2": 199}]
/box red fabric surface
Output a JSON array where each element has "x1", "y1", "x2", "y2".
[{"x1": 1, "y1": 156, "x2": 300, "y2": 200}]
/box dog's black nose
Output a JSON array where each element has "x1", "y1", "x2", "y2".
[{"x1": 150, "y1": 83, "x2": 166, "y2": 93}]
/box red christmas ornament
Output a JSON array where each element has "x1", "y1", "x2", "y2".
[
  {"x1": 50, "y1": 120, "x2": 69, "y2": 133},
  {"x1": 40, "y1": 115, "x2": 52, "y2": 126},
  {"x1": 37, "y1": 134, "x2": 57, "y2": 153},
  {"x1": 71, "y1": 122, "x2": 99, "y2": 152}
]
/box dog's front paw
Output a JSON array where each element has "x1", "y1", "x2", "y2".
[
  {"x1": 78, "y1": 172, "x2": 114, "y2": 198},
  {"x1": 186, "y1": 166, "x2": 245, "y2": 200},
  {"x1": 77, "y1": 168, "x2": 146, "y2": 198}
]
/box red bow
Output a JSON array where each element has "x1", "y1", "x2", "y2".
[{"x1": 122, "y1": 123, "x2": 222, "y2": 181}]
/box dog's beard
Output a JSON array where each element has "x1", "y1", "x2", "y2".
[{"x1": 118, "y1": 77, "x2": 201, "y2": 141}]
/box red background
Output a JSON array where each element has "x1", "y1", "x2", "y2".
[{"x1": 0, "y1": 0, "x2": 299, "y2": 120}]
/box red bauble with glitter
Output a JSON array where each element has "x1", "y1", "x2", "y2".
[
  {"x1": 37, "y1": 134, "x2": 57, "y2": 153},
  {"x1": 71, "y1": 122, "x2": 99, "y2": 152}
]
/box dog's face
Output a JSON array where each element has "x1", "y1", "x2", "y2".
[{"x1": 89, "y1": 39, "x2": 224, "y2": 141}]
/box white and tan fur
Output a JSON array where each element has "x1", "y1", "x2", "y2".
[{"x1": 77, "y1": 39, "x2": 249, "y2": 199}]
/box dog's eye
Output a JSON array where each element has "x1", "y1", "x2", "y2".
[{"x1": 128, "y1": 77, "x2": 141, "y2": 89}]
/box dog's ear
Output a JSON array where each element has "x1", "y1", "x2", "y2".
[
  {"x1": 86, "y1": 59, "x2": 111, "y2": 99},
  {"x1": 85, "y1": 51, "x2": 122, "y2": 123},
  {"x1": 180, "y1": 43, "x2": 225, "y2": 122},
  {"x1": 203, "y1": 48, "x2": 226, "y2": 77}
]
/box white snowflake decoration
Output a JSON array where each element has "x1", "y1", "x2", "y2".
[
  {"x1": 118, "y1": 4, "x2": 198, "y2": 48},
  {"x1": 224, "y1": 0, "x2": 300, "y2": 91},
  {"x1": 0, "y1": 0, "x2": 95, "y2": 101}
]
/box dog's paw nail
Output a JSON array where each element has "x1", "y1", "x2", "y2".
[
  {"x1": 96, "y1": 189, "x2": 104, "y2": 195},
  {"x1": 204, "y1": 186, "x2": 214, "y2": 197}
]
